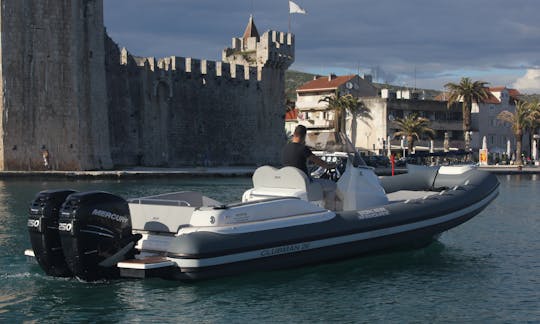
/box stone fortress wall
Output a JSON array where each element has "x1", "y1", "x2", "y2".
[
  {"x1": 0, "y1": 1, "x2": 293, "y2": 170},
  {"x1": 0, "y1": 0, "x2": 113, "y2": 170}
]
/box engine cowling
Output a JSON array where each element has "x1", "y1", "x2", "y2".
[
  {"x1": 58, "y1": 191, "x2": 141, "y2": 281},
  {"x1": 28, "y1": 189, "x2": 77, "y2": 277}
]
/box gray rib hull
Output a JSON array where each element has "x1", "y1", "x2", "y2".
[{"x1": 150, "y1": 168, "x2": 499, "y2": 281}]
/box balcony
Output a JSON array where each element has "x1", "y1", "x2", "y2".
[{"x1": 298, "y1": 119, "x2": 333, "y2": 129}]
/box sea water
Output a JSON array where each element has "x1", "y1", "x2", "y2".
[{"x1": 0, "y1": 175, "x2": 539, "y2": 323}]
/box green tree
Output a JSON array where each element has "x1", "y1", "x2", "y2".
[
  {"x1": 497, "y1": 100, "x2": 540, "y2": 165},
  {"x1": 444, "y1": 77, "x2": 491, "y2": 150},
  {"x1": 392, "y1": 114, "x2": 435, "y2": 155}
]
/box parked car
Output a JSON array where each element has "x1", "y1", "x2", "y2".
[
  {"x1": 364, "y1": 155, "x2": 390, "y2": 168},
  {"x1": 395, "y1": 157, "x2": 413, "y2": 167}
]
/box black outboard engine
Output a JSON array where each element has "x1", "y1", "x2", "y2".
[
  {"x1": 28, "y1": 190, "x2": 77, "y2": 277},
  {"x1": 58, "y1": 191, "x2": 141, "y2": 281}
]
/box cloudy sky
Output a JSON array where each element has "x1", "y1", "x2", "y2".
[{"x1": 104, "y1": 0, "x2": 540, "y2": 93}]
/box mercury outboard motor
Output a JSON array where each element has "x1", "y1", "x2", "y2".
[
  {"x1": 58, "y1": 191, "x2": 141, "y2": 281},
  {"x1": 28, "y1": 190, "x2": 77, "y2": 277}
]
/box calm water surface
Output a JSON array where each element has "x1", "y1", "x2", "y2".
[{"x1": 0, "y1": 175, "x2": 539, "y2": 323}]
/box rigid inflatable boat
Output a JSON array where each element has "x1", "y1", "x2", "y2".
[{"x1": 25, "y1": 131, "x2": 499, "y2": 281}]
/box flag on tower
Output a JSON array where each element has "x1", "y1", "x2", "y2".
[{"x1": 289, "y1": 1, "x2": 307, "y2": 14}]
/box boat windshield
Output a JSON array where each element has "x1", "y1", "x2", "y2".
[{"x1": 305, "y1": 130, "x2": 366, "y2": 167}]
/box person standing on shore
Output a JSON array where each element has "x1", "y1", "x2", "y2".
[{"x1": 41, "y1": 147, "x2": 50, "y2": 170}]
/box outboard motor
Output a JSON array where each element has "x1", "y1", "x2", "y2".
[
  {"x1": 58, "y1": 191, "x2": 141, "y2": 281},
  {"x1": 27, "y1": 190, "x2": 77, "y2": 277}
]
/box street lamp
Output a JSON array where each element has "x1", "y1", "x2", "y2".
[
  {"x1": 533, "y1": 134, "x2": 540, "y2": 162},
  {"x1": 401, "y1": 136, "x2": 406, "y2": 157},
  {"x1": 365, "y1": 132, "x2": 371, "y2": 153}
]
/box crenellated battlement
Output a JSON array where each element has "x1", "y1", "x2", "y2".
[
  {"x1": 118, "y1": 16, "x2": 294, "y2": 85},
  {"x1": 257, "y1": 30, "x2": 295, "y2": 69},
  {"x1": 122, "y1": 49, "x2": 262, "y2": 82}
]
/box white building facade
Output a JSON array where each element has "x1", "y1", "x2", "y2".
[
  {"x1": 471, "y1": 87, "x2": 521, "y2": 154},
  {"x1": 294, "y1": 76, "x2": 530, "y2": 158},
  {"x1": 295, "y1": 74, "x2": 377, "y2": 130}
]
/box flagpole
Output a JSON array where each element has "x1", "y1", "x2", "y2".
[
  {"x1": 289, "y1": 13, "x2": 291, "y2": 33},
  {"x1": 288, "y1": 1, "x2": 291, "y2": 33}
]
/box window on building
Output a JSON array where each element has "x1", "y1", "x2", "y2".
[
  {"x1": 434, "y1": 111, "x2": 445, "y2": 121},
  {"x1": 436, "y1": 130, "x2": 446, "y2": 140},
  {"x1": 388, "y1": 109, "x2": 403, "y2": 119},
  {"x1": 451, "y1": 132, "x2": 463, "y2": 140}
]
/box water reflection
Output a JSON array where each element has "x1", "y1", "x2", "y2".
[{"x1": 0, "y1": 293, "x2": 32, "y2": 315}]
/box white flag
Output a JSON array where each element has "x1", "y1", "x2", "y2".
[{"x1": 289, "y1": 1, "x2": 307, "y2": 14}]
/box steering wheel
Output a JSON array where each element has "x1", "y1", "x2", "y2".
[
  {"x1": 322, "y1": 167, "x2": 340, "y2": 181},
  {"x1": 309, "y1": 158, "x2": 346, "y2": 181},
  {"x1": 308, "y1": 164, "x2": 324, "y2": 177}
]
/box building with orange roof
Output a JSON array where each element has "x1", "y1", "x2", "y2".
[{"x1": 295, "y1": 74, "x2": 377, "y2": 129}]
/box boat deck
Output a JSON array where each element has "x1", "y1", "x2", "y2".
[{"x1": 386, "y1": 190, "x2": 439, "y2": 203}]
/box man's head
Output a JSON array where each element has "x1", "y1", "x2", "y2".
[{"x1": 293, "y1": 125, "x2": 307, "y2": 143}]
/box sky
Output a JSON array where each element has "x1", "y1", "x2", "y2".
[{"x1": 103, "y1": 0, "x2": 540, "y2": 93}]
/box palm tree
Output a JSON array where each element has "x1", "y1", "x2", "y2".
[
  {"x1": 444, "y1": 77, "x2": 491, "y2": 150},
  {"x1": 497, "y1": 100, "x2": 540, "y2": 165},
  {"x1": 392, "y1": 114, "x2": 435, "y2": 155},
  {"x1": 318, "y1": 91, "x2": 370, "y2": 135},
  {"x1": 526, "y1": 99, "x2": 540, "y2": 155}
]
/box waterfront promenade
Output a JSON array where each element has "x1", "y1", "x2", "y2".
[
  {"x1": 0, "y1": 165, "x2": 538, "y2": 179},
  {"x1": 0, "y1": 166, "x2": 257, "y2": 179}
]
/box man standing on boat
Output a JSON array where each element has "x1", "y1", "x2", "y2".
[
  {"x1": 282, "y1": 125, "x2": 336, "y2": 175},
  {"x1": 282, "y1": 125, "x2": 337, "y2": 209}
]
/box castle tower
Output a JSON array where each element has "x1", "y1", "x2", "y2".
[
  {"x1": 222, "y1": 16, "x2": 295, "y2": 163},
  {"x1": 0, "y1": 0, "x2": 112, "y2": 170},
  {"x1": 222, "y1": 16, "x2": 295, "y2": 77},
  {"x1": 242, "y1": 15, "x2": 260, "y2": 48}
]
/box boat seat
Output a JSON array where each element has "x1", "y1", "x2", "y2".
[{"x1": 249, "y1": 166, "x2": 323, "y2": 202}]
